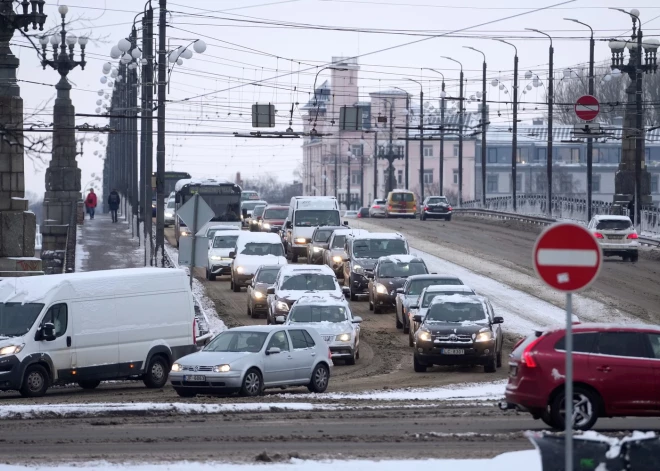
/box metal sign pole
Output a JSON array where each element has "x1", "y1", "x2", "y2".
[
  {"x1": 189, "y1": 193, "x2": 199, "y2": 289},
  {"x1": 565, "y1": 291, "x2": 573, "y2": 471}
]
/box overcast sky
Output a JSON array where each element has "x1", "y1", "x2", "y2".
[{"x1": 14, "y1": 0, "x2": 658, "y2": 196}]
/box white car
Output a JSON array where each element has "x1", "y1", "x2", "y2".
[
  {"x1": 231, "y1": 232, "x2": 287, "y2": 292},
  {"x1": 283, "y1": 294, "x2": 362, "y2": 365},
  {"x1": 164, "y1": 198, "x2": 176, "y2": 226},
  {"x1": 369, "y1": 199, "x2": 387, "y2": 218},
  {"x1": 198, "y1": 224, "x2": 241, "y2": 249},
  {"x1": 588, "y1": 215, "x2": 639, "y2": 262},
  {"x1": 206, "y1": 232, "x2": 241, "y2": 281},
  {"x1": 343, "y1": 210, "x2": 358, "y2": 219}
]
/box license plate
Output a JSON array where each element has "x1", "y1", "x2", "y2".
[
  {"x1": 184, "y1": 375, "x2": 206, "y2": 382},
  {"x1": 441, "y1": 348, "x2": 464, "y2": 355}
]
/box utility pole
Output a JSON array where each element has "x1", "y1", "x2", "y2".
[
  {"x1": 130, "y1": 27, "x2": 139, "y2": 238},
  {"x1": 346, "y1": 146, "x2": 351, "y2": 210},
  {"x1": 463, "y1": 49, "x2": 488, "y2": 205},
  {"x1": 156, "y1": 0, "x2": 167, "y2": 265},
  {"x1": 334, "y1": 146, "x2": 338, "y2": 198},
  {"x1": 512, "y1": 53, "x2": 518, "y2": 210},
  {"x1": 139, "y1": 15, "x2": 147, "y2": 262},
  {"x1": 407, "y1": 79, "x2": 423, "y2": 200},
  {"x1": 388, "y1": 100, "x2": 394, "y2": 193},
  {"x1": 458, "y1": 70, "x2": 464, "y2": 206},
  {"x1": 373, "y1": 131, "x2": 378, "y2": 200},
  {"x1": 360, "y1": 142, "x2": 364, "y2": 207},
  {"x1": 440, "y1": 81, "x2": 445, "y2": 195},
  {"x1": 141, "y1": 6, "x2": 155, "y2": 265},
  {"x1": 393, "y1": 88, "x2": 410, "y2": 188}
]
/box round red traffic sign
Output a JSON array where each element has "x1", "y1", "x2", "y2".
[
  {"x1": 533, "y1": 222, "x2": 602, "y2": 292},
  {"x1": 575, "y1": 95, "x2": 600, "y2": 121}
]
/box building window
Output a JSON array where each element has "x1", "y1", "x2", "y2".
[
  {"x1": 396, "y1": 145, "x2": 404, "y2": 157},
  {"x1": 330, "y1": 144, "x2": 338, "y2": 156},
  {"x1": 536, "y1": 148, "x2": 547, "y2": 163},
  {"x1": 423, "y1": 146, "x2": 433, "y2": 157},
  {"x1": 487, "y1": 174, "x2": 499, "y2": 193},
  {"x1": 423, "y1": 169, "x2": 434, "y2": 184},
  {"x1": 488, "y1": 148, "x2": 497, "y2": 163},
  {"x1": 645, "y1": 148, "x2": 651, "y2": 163},
  {"x1": 453, "y1": 169, "x2": 459, "y2": 184},
  {"x1": 453, "y1": 144, "x2": 459, "y2": 157},
  {"x1": 592, "y1": 174, "x2": 601, "y2": 193},
  {"x1": 351, "y1": 171, "x2": 361, "y2": 185},
  {"x1": 652, "y1": 174, "x2": 659, "y2": 193},
  {"x1": 509, "y1": 174, "x2": 522, "y2": 192},
  {"x1": 397, "y1": 170, "x2": 403, "y2": 186},
  {"x1": 351, "y1": 145, "x2": 363, "y2": 157},
  {"x1": 517, "y1": 148, "x2": 530, "y2": 164}
]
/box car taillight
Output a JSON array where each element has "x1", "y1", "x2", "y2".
[
  {"x1": 373, "y1": 205, "x2": 380, "y2": 209},
  {"x1": 448, "y1": 206, "x2": 452, "y2": 211},
  {"x1": 193, "y1": 318, "x2": 197, "y2": 345},
  {"x1": 388, "y1": 205, "x2": 393, "y2": 210},
  {"x1": 594, "y1": 232, "x2": 604, "y2": 239},
  {"x1": 424, "y1": 206, "x2": 429, "y2": 211},
  {"x1": 328, "y1": 348, "x2": 332, "y2": 360},
  {"x1": 521, "y1": 337, "x2": 543, "y2": 368},
  {"x1": 627, "y1": 233, "x2": 638, "y2": 239},
  {"x1": 413, "y1": 205, "x2": 417, "y2": 211}
]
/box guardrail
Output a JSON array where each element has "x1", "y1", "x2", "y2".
[{"x1": 454, "y1": 207, "x2": 660, "y2": 247}]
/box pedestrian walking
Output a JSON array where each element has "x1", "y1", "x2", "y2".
[
  {"x1": 85, "y1": 189, "x2": 98, "y2": 220},
  {"x1": 108, "y1": 189, "x2": 121, "y2": 223}
]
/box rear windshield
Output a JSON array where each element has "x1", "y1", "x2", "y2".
[
  {"x1": 391, "y1": 192, "x2": 414, "y2": 202},
  {"x1": 427, "y1": 197, "x2": 448, "y2": 205},
  {"x1": 378, "y1": 261, "x2": 428, "y2": 278},
  {"x1": 373, "y1": 200, "x2": 386, "y2": 205},
  {"x1": 512, "y1": 334, "x2": 543, "y2": 359},
  {"x1": 314, "y1": 229, "x2": 335, "y2": 242},
  {"x1": 596, "y1": 219, "x2": 631, "y2": 230},
  {"x1": 264, "y1": 208, "x2": 288, "y2": 219},
  {"x1": 407, "y1": 278, "x2": 463, "y2": 296}
]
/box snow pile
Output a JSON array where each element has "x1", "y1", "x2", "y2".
[{"x1": 74, "y1": 226, "x2": 88, "y2": 273}]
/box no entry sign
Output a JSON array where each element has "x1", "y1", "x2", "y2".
[
  {"x1": 533, "y1": 222, "x2": 602, "y2": 292},
  {"x1": 575, "y1": 95, "x2": 600, "y2": 122}
]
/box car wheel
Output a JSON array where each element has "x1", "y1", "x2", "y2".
[
  {"x1": 240, "y1": 368, "x2": 263, "y2": 397},
  {"x1": 143, "y1": 354, "x2": 169, "y2": 388},
  {"x1": 630, "y1": 252, "x2": 639, "y2": 263},
  {"x1": 232, "y1": 278, "x2": 241, "y2": 292},
  {"x1": 446, "y1": 215, "x2": 452, "y2": 222},
  {"x1": 247, "y1": 303, "x2": 252, "y2": 317},
  {"x1": 19, "y1": 365, "x2": 49, "y2": 397},
  {"x1": 350, "y1": 286, "x2": 358, "y2": 302},
  {"x1": 368, "y1": 293, "x2": 374, "y2": 311},
  {"x1": 291, "y1": 253, "x2": 298, "y2": 263},
  {"x1": 395, "y1": 310, "x2": 403, "y2": 329},
  {"x1": 355, "y1": 349, "x2": 360, "y2": 360},
  {"x1": 413, "y1": 355, "x2": 427, "y2": 373},
  {"x1": 345, "y1": 353, "x2": 356, "y2": 366},
  {"x1": 208, "y1": 271, "x2": 216, "y2": 281},
  {"x1": 307, "y1": 363, "x2": 330, "y2": 393},
  {"x1": 550, "y1": 387, "x2": 600, "y2": 431},
  {"x1": 408, "y1": 330, "x2": 414, "y2": 347},
  {"x1": 230, "y1": 278, "x2": 234, "y2": 290},
  {"x1": 540, "y1": 409, "x2": 554, "y2": 428},
  {"x1": 402, "y1": 316, "x2": 409, "y2": 334},
  {"x1": 373, "y1": 303, "x2": 381, "y2": 314},
  {"x1": 621, "y1": 255, "x2": 629, "y2": 262},
  {"x1": 205, "y1": 268, "x2": 210, "y2": 280},
  {"x1": 78, "y1": 380, "x2": 101, "y2": 390},
  {"x1": 484, "y1": 353, "x2": 497, "y2": 373},
  {"x1": 175, "y1": 388, "x2": 196, "y2": 398},
  {"x1": 421, "y1": 213, "x2": 426, "y2": 221},
  {"x1": 497, "y1": 350, "x2": 502, "y2": 368}
]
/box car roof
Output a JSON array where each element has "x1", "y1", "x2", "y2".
[
  {"x1": 228, "y1": 325, "x2": 297, "y2": 333},
  {"x1": 264, "y1": 205, "x2": 288, "y2": 210},
  {"x1": 349, "y1": 232, "x2": 405, "y2": 241},
  {"x1": 212, "y1": 231, "x2": 240, "y2": 239},
  {"x1": 257, "y1": 265, "x2": 285, "y2": 271},
  {"x1": 422, "y1": 284, "x2": 474, "y2": 293},
  {"x1": 429, "y1": 293, "x2": 482, "y2": 305},
  {"x1": 278, "y1": 264, "x2": 335, "y2": 276},
  {"x1": 389, "y1": 189, "x2": 414, "y2": 193},
  {"x1": 544, "y1": 323, "x2": 660, "y2": 335},
  {"x1": 207, "y1": 224, "x2": 240, "y2": 231},
  {"x1": 294, "y1": 294, "x2": 349, "y2": 306},
  {"x1": 315, "y1": 225, "x2": 345, "y2": 231},
  {"x1": 332, "y1": 228, "x2": 368, "y2": 237},
  {"x1": 236, "y1": 232, "x2": 282, "y2": 246},
  {"x1": 378, "y1": 254, "x2": 423, "y2": 263},
  {"x1": 593, "y1": 215, "x2": 632, "y2": 221},
  {"x1": 408, "y1": 274, "x2": 460, "y2": 281}
]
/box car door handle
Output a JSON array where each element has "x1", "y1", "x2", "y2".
[
  {"x1": 310, "y1": 352, "x2": 316, "y2": 357},
  {"x1": 66, "y1": 336, "x2": 71, "y2": 347},
  {"x1": 596, "y1": 366, "x2": 611, "y2": 372},
  {"x1": 287, "y1": 355, "x2": 293, "y2": 360}
]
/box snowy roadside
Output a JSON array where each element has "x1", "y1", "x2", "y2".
[
  {"x1": 74, "y1": 226, "x2": 88, "y2": 273},
  {"x1": 0, "y1": 451, "x2": 541, "y2": 470}
]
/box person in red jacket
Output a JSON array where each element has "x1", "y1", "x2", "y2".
[{"x1": 85, "y1": 189, "x2": 98, "y2": 220}]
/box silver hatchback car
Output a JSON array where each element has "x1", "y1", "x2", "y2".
[{"x1": 170, "y1": 326, "x2": 332, "y2": 397}]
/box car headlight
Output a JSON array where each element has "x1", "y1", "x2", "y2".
[
  {"x1": 164, "y1": 211, "x2": 173, "y2": 218},
  {"x1": 263, "y1": 223, "x2": 271, "y2": 229},
  {"x1": 295, "y1": 237, "x2": 307, "y2": 244},
  {"x1": 171, "y1": 363, "x2": 183, "y2": 372},
  {"x1": 352, "y1": 264, "x2": 364, "y2": 274},
  {"x1": 417, "y1": 329, "x2": 432, "y2": 342},
  {"x1": 335, "y1": 333, "x2": 351, "y2": 342},
  {"x1": 210, "y1": 255, "x2": 223, "y2": 261},
  {"x1": 254, "y1": 291, "x2": 264, "y2": 299},
  {"x1": 475, "y1": 330, "x2": 494, "y2": 342},
  {"x1": 0, "y1": 344, "x2": 24, "y2": 356},
  {"x1": 276, "y1": 300, "x2": 290, "y2": 311},
  {"x1": 332, "y1": 255, "x2": 343, "y2": 263},
  {"x1": 241, "y1": 215, "x2": 244, "y2": 220},
  {"x1": 236, "y1": 266, "x2": 245, "y2": 274},
  {"x1": 375, "y1": 283, "x2": 388, "y2": 294},
  {"x1": 212, "y1": 364, "x2": 231, "y2": 373},
  {"x1": 313, "y1": 247, "x2": 322, "y2": 252}
]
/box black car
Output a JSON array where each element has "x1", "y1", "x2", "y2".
[
  {"x1": 412, "y1": 295, "x2": 503, "y2": 373},
  {"x1": 420, "y1": 196, "x2": 452, "y2": 221},
  {"x1": 307, "y1": 225, "x2": 347, "y2": 265},
  {"x1": 368, "y1": 255, "x2": 428, "y2": 314},
  {"x1": 342, "y1": 233, "x2": 409, "y2": 301}
]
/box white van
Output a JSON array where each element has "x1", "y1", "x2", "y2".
[
  {"x1": 0, "y1": 268, "x2": 196, "y2": 397},
  {"x1": 285, "y1": 196, "x2": 343, "y2": 262}
]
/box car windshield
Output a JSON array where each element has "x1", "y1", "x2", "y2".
[
  {"x1": 264, "y1": 208, "x2": 288, "y2": 219},
  {"x1": 240, "y1": 242, "x2": 284, "y2": 256},
  {"x1": 207, "y1": 228, "x2": 237, "y2": 239},
  {"x1": 167, "y1": 200, "x2": 175, "y2": 209},
  {"x1": 281, "y1": 274, "x2": 336, "y2": 291},
  {"x1": 256, "y1": 268, "x2": 281, "y2": 284},
  {"x1": 0, "y1": 302, "x2": 44, "y2": 337},
  {"x1": 378, "y1": 261, "x2": 427, "y2": 278},
  {"x1": 213, "y1": 234, "x2": 238, "y2": 249},
  {"x1": 295, "y1": 210, "x2": 340, "y2": 227},
  {"x1": 407, "y1": 278, "x2": 463, "y2": 296},
  {"x1": 391, "y1": 192, "x2": 414, "y2": 202},
  {"x1": 596, "y1": 219, "x2": 632, "y2": 231},
  {"x1": 253, "y1": 206, "x2": 266, "y2": 217},
  {"x1": 373, "y1": 200, "x2": 386, "y2": 206},
  {"x1": 242, "y1": 201, "x2": 266, "y2": 211},
  {"x1": 204, "y1": 331, "x2": 268, "y2": 353},
  {"x1": 427, "y1": 197, "x2": 448, "y2": 205},
  {"x1": 314, "y1": 229, "x2": 335, "y2": 243},
  {"x1": 426, "y1": 302, "x2": 486, "y2": 323},
  {"x1": 331, "y1": 235, "x2": 346, "y2": 249},
  {"x1": 422, "y1": 291, "x2": 474, "y2": 307},
  {"x1": 289, "y1": 305, "x2": 348, "y2": 323},
  {"x1": 353, "y1": 238, "x2": 407, "y2": 258}
]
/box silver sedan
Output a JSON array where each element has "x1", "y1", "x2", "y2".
[{"x1": 170, "y1": 326, "x2": 332, "y2": 397}]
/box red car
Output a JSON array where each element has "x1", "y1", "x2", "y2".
[
  {"x1": 503, "y1": 323, "x2": 660, "y2": 431},
  {"x1": 259, "y1": 205, "x2": 288, "y2": 234}
]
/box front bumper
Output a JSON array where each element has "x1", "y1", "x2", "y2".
[
  {"x1": 251, "y1": 299, "x2": 269, "y2": 315},
  {"x1": 350, "y1": 272, "x2": 370, "y2": 294},
  {"x1": 209, "y1": 261, "x2": 232, "y2": 275},
  {"x1": 0, "y1": 355, "x2": 21, "y2": 390},
  {"x1": 414, "y1": 340, "x2": 496, "y2": 365},
  {"x1": 233, "y1": 272, "x2": 255, "y2": 287},
  {"x1": 308, "y1": 247, "x2": 325, "y2": 263},
  {"x1": 290, "y1": 245, "x2": 308, "y2": 257},
  {"x1": 262, "y1": 224, "x2": 282, "y2": 233},
  {"x1": 329, "y1": 344, "x2": 355, "y2": 359},
  {"x1": 374, "y1": 292, "x2": 397, "y2": 307},
  {"x1": 170, "y1": 371, "x2": 243, "y2": 393},
  {"x1": 164, "y1": 215, "x2": 175, "y2": 225}
]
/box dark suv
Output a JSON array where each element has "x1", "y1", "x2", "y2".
[
  {"x1": 307, "y1": 226, "x2": 346, "y2": 265},
  {"x1": 368, "y1": 255, "x2": 428, "y2": 314},
  {"x1": 420, "y1": 196, "x2": 452, "y2": 221},
  {"x1": 413, "y1": 295, "x2": 503, "y2": 373},
  {"x1": 342, "y1": 233, "x2": 409, "y2": 301}
]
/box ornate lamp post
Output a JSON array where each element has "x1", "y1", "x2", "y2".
[{"x1": 608, "y1": 8, "x2": 659, "y2": 223}]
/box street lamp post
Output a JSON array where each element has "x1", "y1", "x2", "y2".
[
  {"x1": 527, "y1": 29, "x2": 554, "y2": 216},
  {"x1": 407, "y1": 79, "x2": 424, "y2": 200},
  {"x1": 393, "y1": 87, "x2": 410, "y2": 188},
  {"x1": 427, "y1": 69, "x2": 446, "y2": 196},
  {"x1": 441, "y1": 57, "x2": 464, "y2": 206},
  {"x1": 565, "y1": 18, "x2": 595, "y2": 221},
  {"x1": 495, "y1": 40, "x2": 519, "y2": 211}
]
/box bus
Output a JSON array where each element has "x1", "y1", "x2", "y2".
[
  {"x1": 174, "y1": 178, "x2": 242, "y2": 246},
  {"x1": 151, "y1": 171, "x2": 191, "y2": 217}
]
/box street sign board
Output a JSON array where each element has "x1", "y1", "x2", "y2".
[
  {"x1": 178, "y1": 236, "x2": 209, "y2": 268},
  {"x1": 533, "y1": 222, "x2": 602, "y2": 293},
  {"x1": 573, "y1": 123, "x2": 602, "y2": 138},
  {"x1": 575, "y1": 95, "x2": 600, "y2": 121},
  {"x1": 177, "y1": 194, "x2": 214, "y2": 230}
]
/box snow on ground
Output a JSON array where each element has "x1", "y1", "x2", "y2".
[
  {"x1": 288, "y1": 380, "x2": 506, "y2": 402},
  {"x1": 0, "y1": 451, "x2": 541, "y2": 470},
  {"x1": 74, "y1": 226, "x2": 88, "y2": 273}
]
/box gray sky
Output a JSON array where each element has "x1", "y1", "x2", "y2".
[{"x1": 15, "y1": 0, "x2": 658, "y2": 195}]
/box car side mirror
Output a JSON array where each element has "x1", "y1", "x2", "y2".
[
  {"x1": 352, "y1": 316, "x2": 363, "y2": 323},
  {"x1": 366, "y1": 273, "x2": 374, "y2": 279},
  {"x1": 267, "y1": 287, "x2": 275, "y2": 295},
  {"x1": 493, "y1": 316, "x2": 504, "y2": 324},
  {"x1": 343, "y1": 220, "x2": 349, "y2": 226},
  {"x1": 266, "y1": 347, "x2": 281, "y2": 355},
  {"x1": 275, "y1": 316, "x2": 286, "y2": 324},
  {"x1": 410, "y1": 304, "x2": 419, "y2": 310},
  {"x1": 395, "y1": 288, "x2": 404, "y2": 294},
  {"x1": 42, "y1": 322, "x2": 56, "y2": 341},
  {"x1": 228, "y1": 251, "x2": 236, "y2": 258},
  {"x1": 413, "y1": 315, "x2": 423, "y2": 323},
  {"x1": 286, "y1": 221, "x2": 292, "y2": 229}
]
